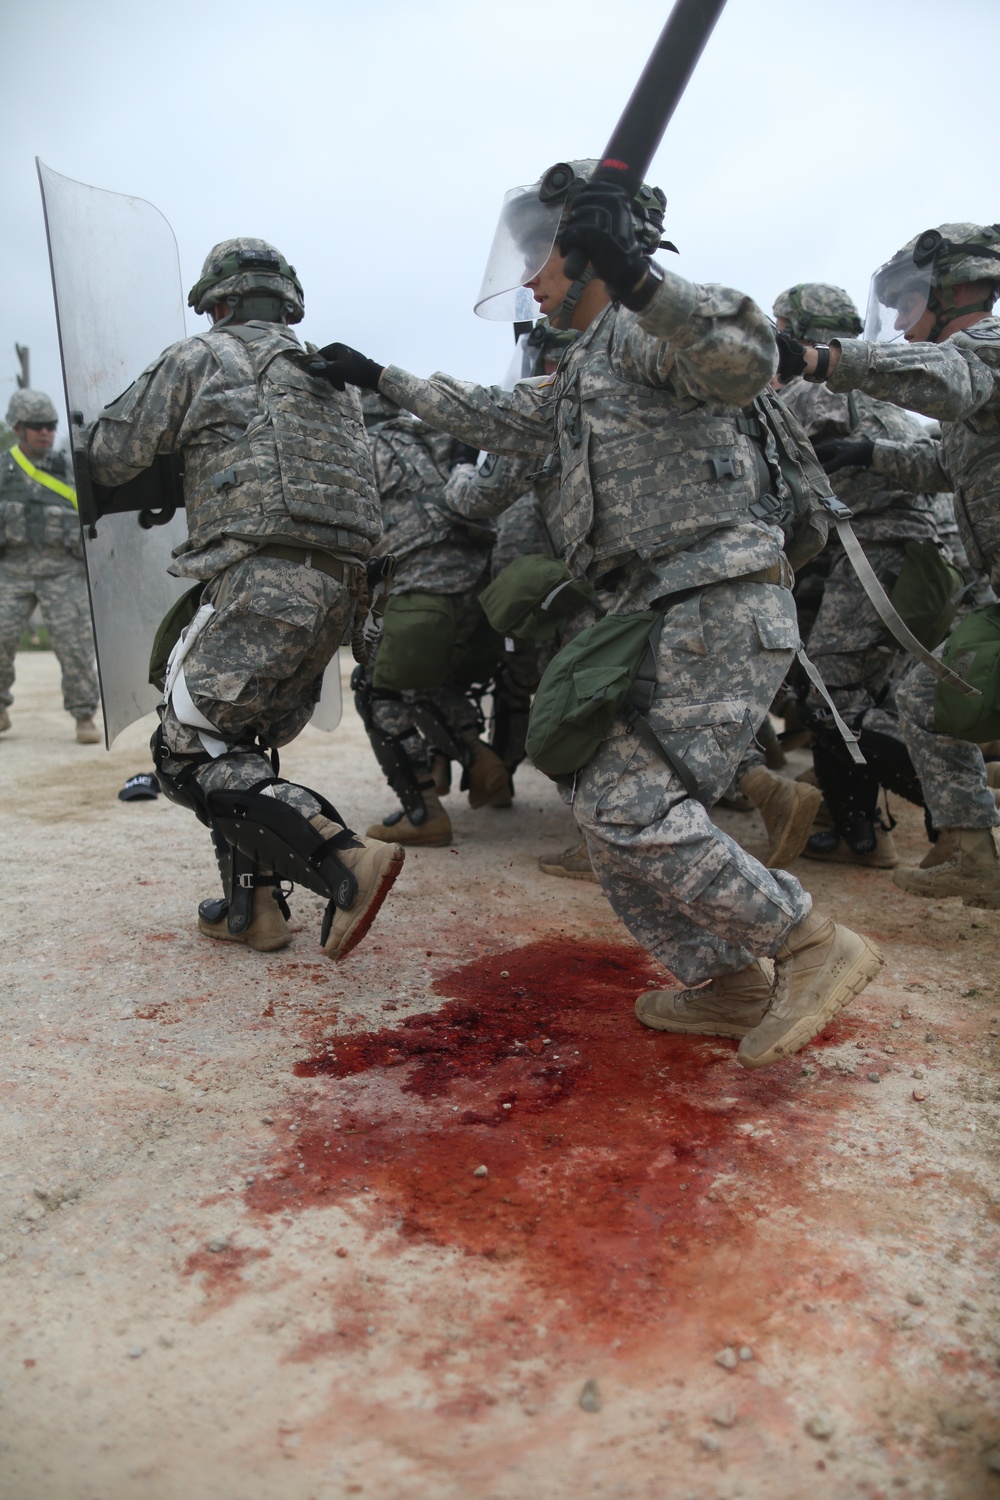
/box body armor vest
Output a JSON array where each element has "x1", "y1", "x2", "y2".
[
  {"x1": 371, "y1": 416, "x2": 489, "y2": 564},
  {"x1": 0, "y1": 448, "x2": 77, "y2": 550},
  {"x1": 547, "y1": 308, "x2": 763, "y2": 576},
  {"x1": 182, "y1": 326, "x2": 381, "y2": 554},
  {"x1": 941, "y1": 320, "x2": 1000, "y2": 584}
]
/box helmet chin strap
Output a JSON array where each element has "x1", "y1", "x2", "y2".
[{"x1": 551, "y1": 266, "x2": 595, "y2": 331}]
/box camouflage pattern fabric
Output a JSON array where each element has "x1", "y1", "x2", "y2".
[
  {"x1": 379, "y1": 268, "x2": 818, "y2": 982},
  {"x1": 828, "y1": 316, "x2": 1000, "y2": 827},
  {"x1": 0, "y1": 446, "x2": 98, "y2": 717}
]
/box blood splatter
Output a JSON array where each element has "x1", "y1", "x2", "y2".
[{"x1": 244, "y1": 939, "x2": 862, "y2": 1349}]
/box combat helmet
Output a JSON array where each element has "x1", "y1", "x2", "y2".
[
  {"x1": 867, "y1": 223, "x2": 1000, "y2": 343},
  {"x1": 187, "y1": 237, "x2": 305, "y2": 325},
  {"x1": 773, "y1": 283, "x2": 863, "y2": 344},
  {"x1": 6, "y1": 389, "x2": 58, "y2": 428},
  {"x1": 475, "y1": 158, "x2": 673, "y2": 326},
  {"x1": 524, "y1": 317, "x2": 579, "y2": 372}
]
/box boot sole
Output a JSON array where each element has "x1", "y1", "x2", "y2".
[
  {"x1": 737, "y1": 931, "x2": 884, "y2": 1070},
  {"x1": 765, "y1": 785, "x2": 823, "y2": 867},
  {"x1": 634, "y1": 994, "x2": 763, "y2": 1040},
  {"x1": 326, "y1": 846, "x2": 405, "y2": 962},
  {"x1": 537, "y1": 861, "x2": 598, "y2": 882}
]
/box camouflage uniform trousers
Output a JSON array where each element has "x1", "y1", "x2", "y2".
[
  {"x1": 0, "y1": 546, "x2": 98, "y2": 717},
  {"x1": 368, "y1": 592, "x2": 494, "y2": 770},
  {"x1": 895, "y1": 655, "x2": 1000, "y2": 832},
  {"x1": 157, "y1": 553, "x2": 358, "y2": 820},
  {"x1": 572, "y1": 579, "x2": 810, "y2": 986},
  {"x1": 803, "y1": 541, "x2": 909, "y2": 734}
]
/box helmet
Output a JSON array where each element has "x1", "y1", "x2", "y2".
[
  {"x1": 866, "y1": 222, "x2": 1000, "y2": 343},
  {"x1": 475, "y1": 159, "x2": 670, "y2": 322},
  {"x1": 187, "y1": 237, "x2": 305, "y2": 324},
  {"x1": 772, "y1": 283, "x2": 862, "y2": 343},
  {"x1": 525, "y1": 317, "x2": 579, "y2": 371},
  {"x1": 6, "y1": 389, "x2": 58, "y2": 427}
]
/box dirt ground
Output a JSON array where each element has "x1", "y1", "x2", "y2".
[{"x1": 1, "y1": 648, "x2": 998, "y2": 1500}]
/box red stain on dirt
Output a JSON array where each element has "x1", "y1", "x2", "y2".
[
  {"x1": 243, "y1": 939, "x2": 864, "y2": 1358},
  {"x1": 182, "y1": 1244, "x2": 271, "y2": 1305}
]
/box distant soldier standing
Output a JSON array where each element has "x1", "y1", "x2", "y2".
[{"x1": 0, "y1": 389, "x2": 100, "y2": 742}]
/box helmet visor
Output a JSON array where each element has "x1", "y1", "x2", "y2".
[
  {"x1": 474, "y1": 184, "x2": 563, "y2": 321},
  {"x1": 864, "y1": 254, "x2": 934, "y2": 342}
]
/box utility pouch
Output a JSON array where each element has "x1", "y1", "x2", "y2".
[
  {"x1": 148, "y1": 582, "x2": 205, "y2": 692},
  {"x1": 372, "y1": 591, "x2": 456, "y2": 691},
  {"x1": 479, "y1": 554, "x2": 596, "y2": 642},
  {"x1": 888, "y1": 540, "x2": 964, "y2": 652},
  {"x1": 934, "y1": 603, "x2": 1000, "y2": 742},
  {"x1": 526, "y1": 610, "x2": 658, "y2": 783}
]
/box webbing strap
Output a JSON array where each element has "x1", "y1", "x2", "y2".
[
  {"x1": 795, "y1": 648, "x2": 866, "y2": 765},
  {"x1": 9, "y1": 446, "x2": 77, "y2": 507},
  {"x1": 834, "y1": 519, "x2": 979, "y2": 698}
]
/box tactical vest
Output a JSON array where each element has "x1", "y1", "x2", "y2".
[
  {"x1": 0, "y1": 448, "x2": 80, "y2": 552},
  {"x1": 370, "y1": 416, "x2": 489, "y2": 564},
  {"x1": 941, "y1": 320, "x2": 1000, "y2": 584},
  {"x1": 182, "y1": 325, "x2": 381, "y2": 554}
]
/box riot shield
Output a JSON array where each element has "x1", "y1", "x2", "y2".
[{"x1": 38, "y1": 160, "x2": 191, "y2": 746}]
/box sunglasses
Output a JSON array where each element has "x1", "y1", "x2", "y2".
[{"x1": 24, "y1": 422, "x2": 57, "y2": 432}]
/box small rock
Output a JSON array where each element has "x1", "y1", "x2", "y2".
[
  {"x1": 883, "y1": 1045, "x2": 895, "y2": 1054},
  {"x1": 499, "y1": 971, "x2": 510, "y2": 979},
  {"x1": 207, "y1": 1236, "x2": 230, "y2": 1253},
  {"x1": 924, "y1": 1032, "x2": 940, "y2": 1043},
  {"x1": 960, "y1": 1299, "x2": 976, "y2": 1311},
  {"x1": 912, "y1": 1091, "x2": 928, "y2": 1102},
  {"x1": 579, "y1": 1378, "x2": 601, "y2": 1412},
  {"x1": 154, "y1": 1082, "x2": 175, "y2": 1091},
  {"x1": 805, "y1": 1413, "x2": 835, "y2": 1440},
  {"x1": 714, "y1": 1347, "x2": 738, "y2": 1371},
  {"x1": 23, "y1": 1206, "x2": 45, "y2": 1223},
  {"x1": 502, "y1": 1103, "x2": 512, "y2": 1110},
  {"x1": 891, "y1": 1021, "x2": 902, "y2": 1030},
  {"x1": 867, "y1": 1072, "x2": 881, "y2": 1084},
  {"x1": 710, "y1": 1402, "x2": 736, "y2": 1428},
  {"x1": 33, "y1": 1187, "x2": 49, "y2": 1202},
  {"x1": 157, "y1": 1334, "x2": 174, "y2": 1348},
  {"x1": 738, "y1": 1346, "x2": 754, "y2": 1362},
  {"x1": 261, "y1": 1116, "x2": 274, "y2": 1125},
  {"x1": 335, "y1": 1247, "x2": 348, "y2": 1257},
  {"x1": 472, "y1": 1165, "x2": 488, "y2": 1178},
  {"x1": 912, "y1": 1069, "x2": 924, "y2": 1079},
  {"x1": 906, "y1": 1291, "x2": 925, "y2": 1306},
  {"x1": 699, "y1": 1433, "x2": 721, "y2": 1453},
  {"x1": 127, "y1": 1346, "x2": 145, "y2": 1358}
]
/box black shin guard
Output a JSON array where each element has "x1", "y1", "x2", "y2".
[
  {"x1": 200, "y1": 827, "x2": 290, "y2": 937},
  {"x1": 810, "y1": 734, "x2": 882, "y2": 854},
  {"x1": 351, "y1": 665, "x2": 431, "y2": 823},
  {"x1": 206, "y1": 787, "x2": 362, "y2": 919}
]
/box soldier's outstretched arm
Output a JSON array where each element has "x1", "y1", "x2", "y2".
[
  {"x1": 442, "y1": 453, "x2": 539, "y2": 524},
  {"x1": 611, "y1": 267, "x2": 779, "y2": 407},
  {"x1": 818, "y1": 334, "x2": 998, "y2": 425},
  {"x1": 87, "y1": 342, "x2": 214, "y2": 487},
  {"x1": 869, "y1": 433, "x2": 951, "y2": 495}
]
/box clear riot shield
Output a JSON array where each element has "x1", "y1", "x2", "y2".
[{"x1": 38, "y1": 160, "x2": 191, "y2": 746}]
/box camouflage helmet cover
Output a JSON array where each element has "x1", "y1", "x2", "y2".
[
  {"x1": 6, "y1": 388, "x2": 59, "y2": 427},
  {"x1": 867, "y1": 222, "x2": 1000, "y2": 341},
  {"x1": 187, "y1": 237, "x2": 305, "y2": 323},
  {"x1": 773, "y1": 282, "x2": 862, "y2": 343}
]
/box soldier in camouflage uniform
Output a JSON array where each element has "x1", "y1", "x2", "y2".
[
  {"x1": 86, "y1": 238, "x2": 404, "y2": 958},
  {"x1": 355, "y1": 396, "x2": 510, "y2": 847},
  {"x1": 315, "y1": 159, "x2": 884, "y2": 1069},
  {"x1": 773, "y1": 283, "x2": 942, "y2": 868},
  {"x1": 0, "y1": 390, "x2": 100, "y2": 742},
  {"x1": 789, "y1": 223, "x2": 1000, "y2": 907}
]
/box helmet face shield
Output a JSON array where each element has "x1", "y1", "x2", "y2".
[
  {"x1": 864, "y1": 254, "x2": 934, "y2": 342},
  {"x1": 474, "y1": 184, "x2": 565, "y2": 321}
]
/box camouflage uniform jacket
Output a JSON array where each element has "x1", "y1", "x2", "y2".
[
  {"x1": 379, "y1": 267, "x2": 781, "y2": 613},
  {"x1": 777, "y1": 377, "x2": 936, "y2": 543},
  {"x1": 829, "y1": 317, "x2": 1000, "y2": 588},
  {"x1": 0, "y1": 446, "x2": 80, "y2": 554},
  {"x1": 88, "y1": 321, "x2": 380, "y2": 581},
  {"x1": 368, "y1": 413, "x2": 493, "y2": 593}
]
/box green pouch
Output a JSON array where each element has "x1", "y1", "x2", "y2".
[
  {"x1": 479, "y1": 554, "x2": 595, "y2": 641},
  {"x1": 934, "y1": 603, "x2": 1000, "y2": 742},
  {"x1": 373, "y1": 591, "x2": 456, "y2": 691},
  {"x1": 148, "y1": 582, "x2": 204, "y2": 692},
  {"x1": 526, "y1": 610, "x2": 658, "y2": 782},
  {"x1": 890, "y1": 540, "x2": 964, "y2": 651}
]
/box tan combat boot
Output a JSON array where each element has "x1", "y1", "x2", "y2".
[
  {"x1": 918, "y1": 829, "x2": 956, "y2": 869},
  {"x1": 737, "y1": 912, "x2": 885, "y2": 1070},
  {"x1": 366, "y1": 784, "x2": 452, "y2": 847},
  {"x1": 75, "y1": 715, "x2": 101, "y2": 744},
  {"x1": 738, "y1": 764, "x2": 823, "y2": 868},
  {"x1": 198, "y1": 884, "x2": 291, "y2": 952},
  {"x1": 311, "y1": 816, "x2": 405, "y2": 961},
  {"x1": 467, "y1": 742, "x2": 513, "y2": 809},
  {"x1": 635, "y1": 959, "x2": 773, "y2": 1039},
  {"x1": 892, "y1": 827, "x2": 1000, "y2": 909},
  {"x1": 0, "y1": 708, "x2": 10, "y2": 734},
  {"x1": 537, "y1": 840, "x2": 598, "y2": 883}
]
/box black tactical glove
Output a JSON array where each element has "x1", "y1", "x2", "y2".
[
  {"x1": 775, "y1": 331, "x2": 807, "y2": 383},
  {"x1": 558, "y1": 181, "x2": 655, "y2": 308},
  {"x1": 313, "y1": 343, "x2": 385, "y2": 391},
  {"x1": 813, "y1": 437, "x2": 876, "y2": 475}
]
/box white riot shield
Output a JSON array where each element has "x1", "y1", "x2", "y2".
[{"x1": 38, "y1": 160, "x2": 191, "y2": 746}]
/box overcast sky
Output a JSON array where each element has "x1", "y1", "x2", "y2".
[{"x1": 1, "y1": 0, "x2": 997, "y2": 428}]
